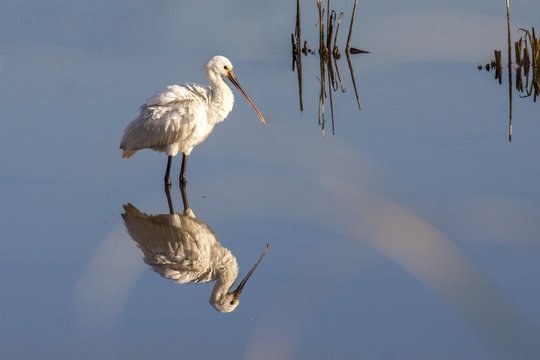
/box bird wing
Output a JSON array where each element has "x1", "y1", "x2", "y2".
[
  {"x1": 122, "y1": 203, "x2": 215, "y2": 284},
  {"x1": 145, "y1": 83, "x2": 209, "y2": 107},
  {"x1": 120, "y1": 84, "x2": 210, "y2": 155}
]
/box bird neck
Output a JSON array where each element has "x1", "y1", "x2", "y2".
[
  {"x1": 209, "y1": 249, "x2": 239, "y2": 303},
  {"x1": 207, "y1": 74, "x2": 234, "y2": 124}
]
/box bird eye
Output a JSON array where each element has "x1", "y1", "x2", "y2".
[
  {"x1": 223, "y1": 65, "x2": 229, "y2": 70},
  {"x1": 229, "y1": 301, "x2": 234, "y2": 305}
]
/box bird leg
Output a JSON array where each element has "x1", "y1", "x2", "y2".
[
  {"x1": 179, "y1": 153, "x2": 188, "y2": 184},
  {"x1": 164, "y1": 183, "x2": 175, "y2": 214},
  {"x1": 164, "y1": 155, "x2": 173, "y2": 186},
  {"x1": 179, "y1": 181, "x2": 190, "y2": 212}
]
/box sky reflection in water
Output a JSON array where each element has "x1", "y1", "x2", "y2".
[{"x1": 1, "y1": 0, "x2": 540, "y2": 359}]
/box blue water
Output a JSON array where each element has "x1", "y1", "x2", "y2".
[{"x1": 1, "y1": 1, "x2": 539, "y2": 359}]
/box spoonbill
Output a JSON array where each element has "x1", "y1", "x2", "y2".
[
  {"x1": 122, "y1": 185, "x2": 269, "y2": 313},
  {"x1": 120, "y1": 55, "x2": 267, "y2": 185}
]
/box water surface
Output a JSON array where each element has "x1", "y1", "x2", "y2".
[{"x1": 1, "y1": 1, "x2": 539, "y2": 359}]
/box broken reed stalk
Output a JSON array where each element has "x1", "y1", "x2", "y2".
[
  {"x1": 326, "y1": 11, "x2": 338, "y2": 92},
  {"x1": 333, "y1": 12, "x2": 344, "y2": 59},
  {"x1": 487, "y1": 28, "x2": 540, "y2": 104},
  {"x1": 333, "y1": 54, "x2": 345, "y2": 92},
  {"x1": 494, "y1": 50, "x2": 503, "y2": 84},
  {"x1": 514, "y1": 38, "x2": 527, "y2": 93},
  {"x1": 515, "y1": 39, "x2": 522, "y2": 65},
  {"x1": 514, "y1": 34, "x2": 526, "y2": 94},
  {"x1": 327, "y1": 0, "x2": 331, "y2": 43},
  {"x1": 296, "y1": 61, "x2": 304, "y2": 112},
  {"x1": 317, "y1": 0, "x2": 325, "y2": 57},
  {"x1": 529, "y1": 28, "x2": 539, "y2": 72},
  {"x1": 292, "y1": 37, "x2": 304, "y2": 111},
  {"x1": 325, "y1": 12, "x2": 337, "y2": 133},
  {"x1": 324, "y1": 6, "x2": 339, "y2": 133},
  {"x1": 327, "y1": 58, "x2": 336, "y2": 134},
  {"x1": 346, "y1": 0, "x2": 358, "y2": 53},
  {"x1": 532, "y1": 28, "x2": 540, "y2": 100},
  {"x1": 317, "y1": 0, "x2": 326, "y2": 129},
  {"x1": 516, "y1": 55, "x2": 523, "y2": 93},
  {"x1": 505, "y1": 0, "x2": 513, "y2": 142},
  {"x1": 319, "y1": 57, "x2": 326, "y2": 132},
  {"x1": 291, "y1": 34, "x2": 297, "y2": 71},
  {"x1": 326, "y1": 10, "x2": 335, "y2": 58},
  {"x1": 346, "y1": 51, "x2": 362, "y2": 110},
  {"x1": 296, "y1": 0, "x2": 301, "y2": 52},
  {"x1": 517, "y1": 29, "x2": 531, "y2": 77},
  {"x1": 294, "y1": 0, "x2": 304, "y2": 111},
  {"x1": 523, "y1": 45, "x2": 530, "y2": 77},
  {"x1": 292, "y1": 0, "x2": 364, "y2": 134}
]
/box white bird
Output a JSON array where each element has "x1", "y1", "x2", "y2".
[
  {"x1": 122, "y1": 200, "x2": 269, "y2": 313},
  {"x1": 120, "y1": 55, "x2": 267, "y2": 185}
]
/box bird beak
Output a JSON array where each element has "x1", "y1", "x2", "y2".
[
  {"x1": 227, "y1": 70, "x2": 267, "y2": 125},
  {"x1": 231, "y1": 243, "x2": 270, "y2": 300}
]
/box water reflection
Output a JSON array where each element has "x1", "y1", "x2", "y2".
[
  {"x1": 514, "y1": 28, "x2": 539, "y2": 100},
  {"x1": 291, "y1": 0, "x2": 368, "y2": 135},
  {"x1": 122, "y1": 185, "x2": 269, "y2": 313},
  {"x1": 478, "y1": 1, "x2": 538, "y2": 141}
]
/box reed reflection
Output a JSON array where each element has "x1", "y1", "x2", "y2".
[
  {"x1": 478, "y1": 0, "x2": 538, "y2": 141},
  {"x1": 291, "y1": 0, "x2": 368, "y2": 135},
  {"x1": 122, "y1": 184, "x2": 269, "y2": 313},
  {"x1": 514, "y1": 29, "x2": 539, "y2": 101}
]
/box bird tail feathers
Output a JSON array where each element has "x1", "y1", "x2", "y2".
[{"x1": 122, "y1": 149, "x2": 137, "y2": 158}]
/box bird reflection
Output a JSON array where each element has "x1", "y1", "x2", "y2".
[{"x1": 122, "y1": 184, "x2": 269, "y2": 313}]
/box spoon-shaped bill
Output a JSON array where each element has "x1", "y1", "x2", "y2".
[
  {"x1": 231, "y1": 243, "x2": 270, "y2": 300},
  {"x1": 227, "y1": 71, "x2": 267, "y2": 125}
]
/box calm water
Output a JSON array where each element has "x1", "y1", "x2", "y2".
[{"x1": 1, "y1": 1, "x2": 539, "y2": 359}]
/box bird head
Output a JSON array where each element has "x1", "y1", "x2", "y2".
[
  {"x1": 205, "y1": 55, "x2": 234, "y2": 77},
  {"x1": 211, "y1": 293, "x2": 241, "y2": 313},
  {"x1": 210, "y1": 243, "x2": 270, "y2": 313},
  {"x1": 205, "y1": 55, "x2": 267, "y2": 125}
]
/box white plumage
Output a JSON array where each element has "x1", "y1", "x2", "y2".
[
  {"x1": 122, "y1": 202, "x2": 269, "y2": 313},
  {"x1": 120, "y1": 55, "x2": 267, "y2": 184}
]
